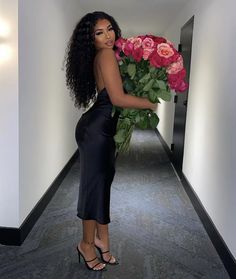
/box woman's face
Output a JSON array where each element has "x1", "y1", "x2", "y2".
[{"x1": 93, "y1": 19, "x2": 116, "y2": 51}]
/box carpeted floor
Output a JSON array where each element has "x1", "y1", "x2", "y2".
[{"x1": 0, "y1": 129, "x2": 230, "y2": 278}]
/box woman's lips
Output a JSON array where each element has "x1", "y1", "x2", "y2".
[{"x1": 105, "y1": 40, "x2": 114, "y2": 46}]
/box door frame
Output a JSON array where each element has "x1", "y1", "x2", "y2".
[{"x1": 171, "y1": 16, "x2": 194, "y2": 178}]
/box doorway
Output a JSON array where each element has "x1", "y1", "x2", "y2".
[{"x1": 172, "y1": 16, "x2": 194, "y2": 177}]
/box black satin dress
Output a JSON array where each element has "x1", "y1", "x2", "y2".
[{"x1": 75, "y1": 88, "x2": 119, "y2": 224}]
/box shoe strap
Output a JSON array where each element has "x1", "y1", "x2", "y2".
[
  {"x1": 91, "y1": 261, "x2": 105, "y2": 270},
  {"x1": 101, "y1": 250, "x2": 110, "y2": 254},
  {"x1": 107, "y1": 255, "x2": 113, "y2": 263},
  {"x1": 85, "y1": 256, "x2": 97, "y2": 263}
]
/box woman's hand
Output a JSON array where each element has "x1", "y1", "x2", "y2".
[{"x1": 149, "y1": 102, "x2": 158, "y2": 111}]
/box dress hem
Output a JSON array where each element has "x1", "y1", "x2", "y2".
[{"x1": 76, "y1": 213, "x2": 110, "y2": 225}]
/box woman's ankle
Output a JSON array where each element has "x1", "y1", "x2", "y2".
[
  {"x1": 80, "y1": 239, "x2": 95, "y2": 250},
  {"x1": 95, "y1": 237, "x2": 109, "y2": 249}
]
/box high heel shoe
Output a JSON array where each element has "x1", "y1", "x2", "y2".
[
  {"x1": 76, "y1": 246, "x2": 107, "y2": 271},
  {"x1": 95, "y1": 245, "x2": 119, "y2": 265}
]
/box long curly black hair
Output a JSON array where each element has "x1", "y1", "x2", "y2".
[{"x1": 64, "y1": 11, "x2": 121, "y2": 109}]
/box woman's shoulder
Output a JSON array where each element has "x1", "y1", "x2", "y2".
[{"x1": 96, "y1": 48, "x2": 116, "y2": 61}]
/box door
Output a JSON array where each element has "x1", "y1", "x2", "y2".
[{"x1": 172, "y1": 16, "x2": 194, "y2": 177}]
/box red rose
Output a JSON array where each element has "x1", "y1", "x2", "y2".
[
  {"x1": 149, "y1": 52, "x2": 162, "y2": 68},
  {"x1": 155, "y1": 37, "x2": 167, "y2": 44},
  {"x1": 138, "y1": 35, "x2": 146, "y2": 40},
  {"x1": 132, "y1": 47, "x2": 143, "y2": 62}
]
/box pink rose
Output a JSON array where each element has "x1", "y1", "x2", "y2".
[
  {"x1": 142, "y1": 37, "x2": 154, "y2": 49},
  {"x1": 168, "y1": 69, "x2": 188, "y2": 91},
  {"x1": 132, "y1": 47, "x2": 143, "y2": 62},
  {"x1": 143, "y1": 48, "x2": 154, "y2": 60},
  {"x1": 167, "y1": 56, "x2": 184, "y2": 74},
  {"x1": 128, "y1": 37, "x2": 142, "y2": 49},
  {"x1": 115, "y1": 50, "x2": 122, "y2": 61},
  {"x1": 149, "y1": 43, "x2": 180, "y2": 67},
  {"x1": 115, "y1": 37, "x2": 126, "y2": 50},
  {"x1": 123, "y1": 41, "x2": 134, "y2": 56},
  {"x1": 157, "y1": 43, "x2": 174, "y2": 58},
  {"x1": 177, "y1": 80, "x2": 188, "y2": 92}
]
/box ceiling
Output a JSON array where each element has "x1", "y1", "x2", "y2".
[{"x1": 77, "y1": 0, "x2": 189, "y2": 36}]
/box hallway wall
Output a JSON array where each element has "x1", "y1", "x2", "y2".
[
  {"x1": 0, "y1": 0, "x2": 19, "y2": 227},
  {"x1": 18, "y1": 0, "x2": 83, "y2": 226},
  {"x1": 0, "y1": 0, "x2": 83, "y2": 228},
  {"x1": 159, "y1": 0, "x2": 236, "y2": 259}
]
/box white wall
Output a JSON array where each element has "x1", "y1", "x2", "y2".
[
  {"x1": 0, "y1": 0, "x2": 19, "y2": 227},
  {"x1": 160, "y1": 0, "x2": 236, "y2": 259},
  {"x1": 18, "y1": 0, "x2": 83, "y2": 226},
  {"x1": 0, "y1": 0, "x2": 83, "y2": 229}
]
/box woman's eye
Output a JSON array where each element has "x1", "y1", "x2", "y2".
[
  {"x1": 95, "y1": 32, "x2": 103, "y2": 35},
  {"x1": 108, "y1": 27, "x2": 114, "y2": 31}
]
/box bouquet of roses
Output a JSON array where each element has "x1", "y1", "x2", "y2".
[{"x1": 113, "y1": 34, "x2": 188, "y2": 153}]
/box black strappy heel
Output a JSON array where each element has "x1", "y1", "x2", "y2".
[
  {"x1": 95, "y1": 245, "x2": 119, "y2": 265},
  {"x1": 76, "y1": 246, "x2": 107, "y2": 271}
]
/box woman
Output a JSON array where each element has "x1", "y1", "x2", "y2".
[{"x1": 65, "y1": 11, "x2": 157, "y2": 271}]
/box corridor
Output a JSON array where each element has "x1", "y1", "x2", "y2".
[{"x1": 0, "y1": 130, "x2": 229, "y2": 279}]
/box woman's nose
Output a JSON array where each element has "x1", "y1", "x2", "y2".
[{"x1": 105, "y1": 31, "x2": 110, "y2": 38}]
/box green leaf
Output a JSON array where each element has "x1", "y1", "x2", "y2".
[
  {"x1": 111, "y1": 106, "x2": 116, "y2": 117},
  {"x1": 143, "y1": 79, "x2": 155, "y2": 91},
  {"x1": 114, "y1": 129, "x2": 126, "y2": 143},
  {"x1": 148, "y1": 89, "x2": 159, "y2": 103},
  {"x1": 149, "y1": 113, "x2": 159, "y2": 128},
  {"x1": 127, "y1": 63, "x2": 136, "y2": 79},
  {"x1": 124, "y1": 78, "x2": 135, "y2": 92},
  {"x1": 120, "y1": 63, "x2": 127, "y2": 74},
  {"x1": 156, "y1": 67, "x2": 167, "y2": 80},
  {"x1": 157, "y1": 89, "x2": 172, "y2": 102},
  {"x1": 122, "y1": 117, "x2": 131, "y2": 127},
  {"x1": 152, "y1": 80, "x2": 159, "y2": 89},
  {"x1": 128, "y1": 56, "x2": 135, "y2": 63},
  {"x1": 156, "y1": 80, "x2": 166, "y2": 90},
  {"x1": 139, "y1": 73, "x2": 150, "y2": 83},
  {"x1": 150, "y1": 66, "x2": 157, "y2": 74},
  {"x1": 121, "y1": 109, "x2": 130, "y2": 117},
  {"x1": 137, "y1": 116, "x2": 148, "y2": 129},
  {"x1": 135, "y1": 113, "x2": 141, "y2": 124},
  {"x1": 128, "y1": 109, "x2": 139, "y2": 116}
]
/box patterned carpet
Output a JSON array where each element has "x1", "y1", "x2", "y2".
[{"x1": 0, "y1": 129, "x2": 230, "y2": 278}]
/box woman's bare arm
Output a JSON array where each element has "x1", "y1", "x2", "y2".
[{"x1": 97, "y1": 49, "x2": 157, "y2": 110}]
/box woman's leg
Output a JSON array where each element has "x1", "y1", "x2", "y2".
[
  {"x1": 78, "y1": 220, "x2": 106, "y2": 270},
  {"x1": 95, "y1": 222, "x2": 117, "y2": 263}
]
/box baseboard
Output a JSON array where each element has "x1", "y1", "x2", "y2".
[
  {"x1": 155, "y1": 129, "x2": 236, "y2": 279},
  {"x1": 155, "y1": 129, "x2": 173, "y2": 160},
  {"x1": 0, "y1": 149, "x2": 79, "y2": 246},
  {"x1": 181, "y1": 174, "x2": 236, "y2": 278}
]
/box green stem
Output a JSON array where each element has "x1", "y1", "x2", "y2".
[{"x1": 117, "y1": 123, "x2": 135, "y2": 153}]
